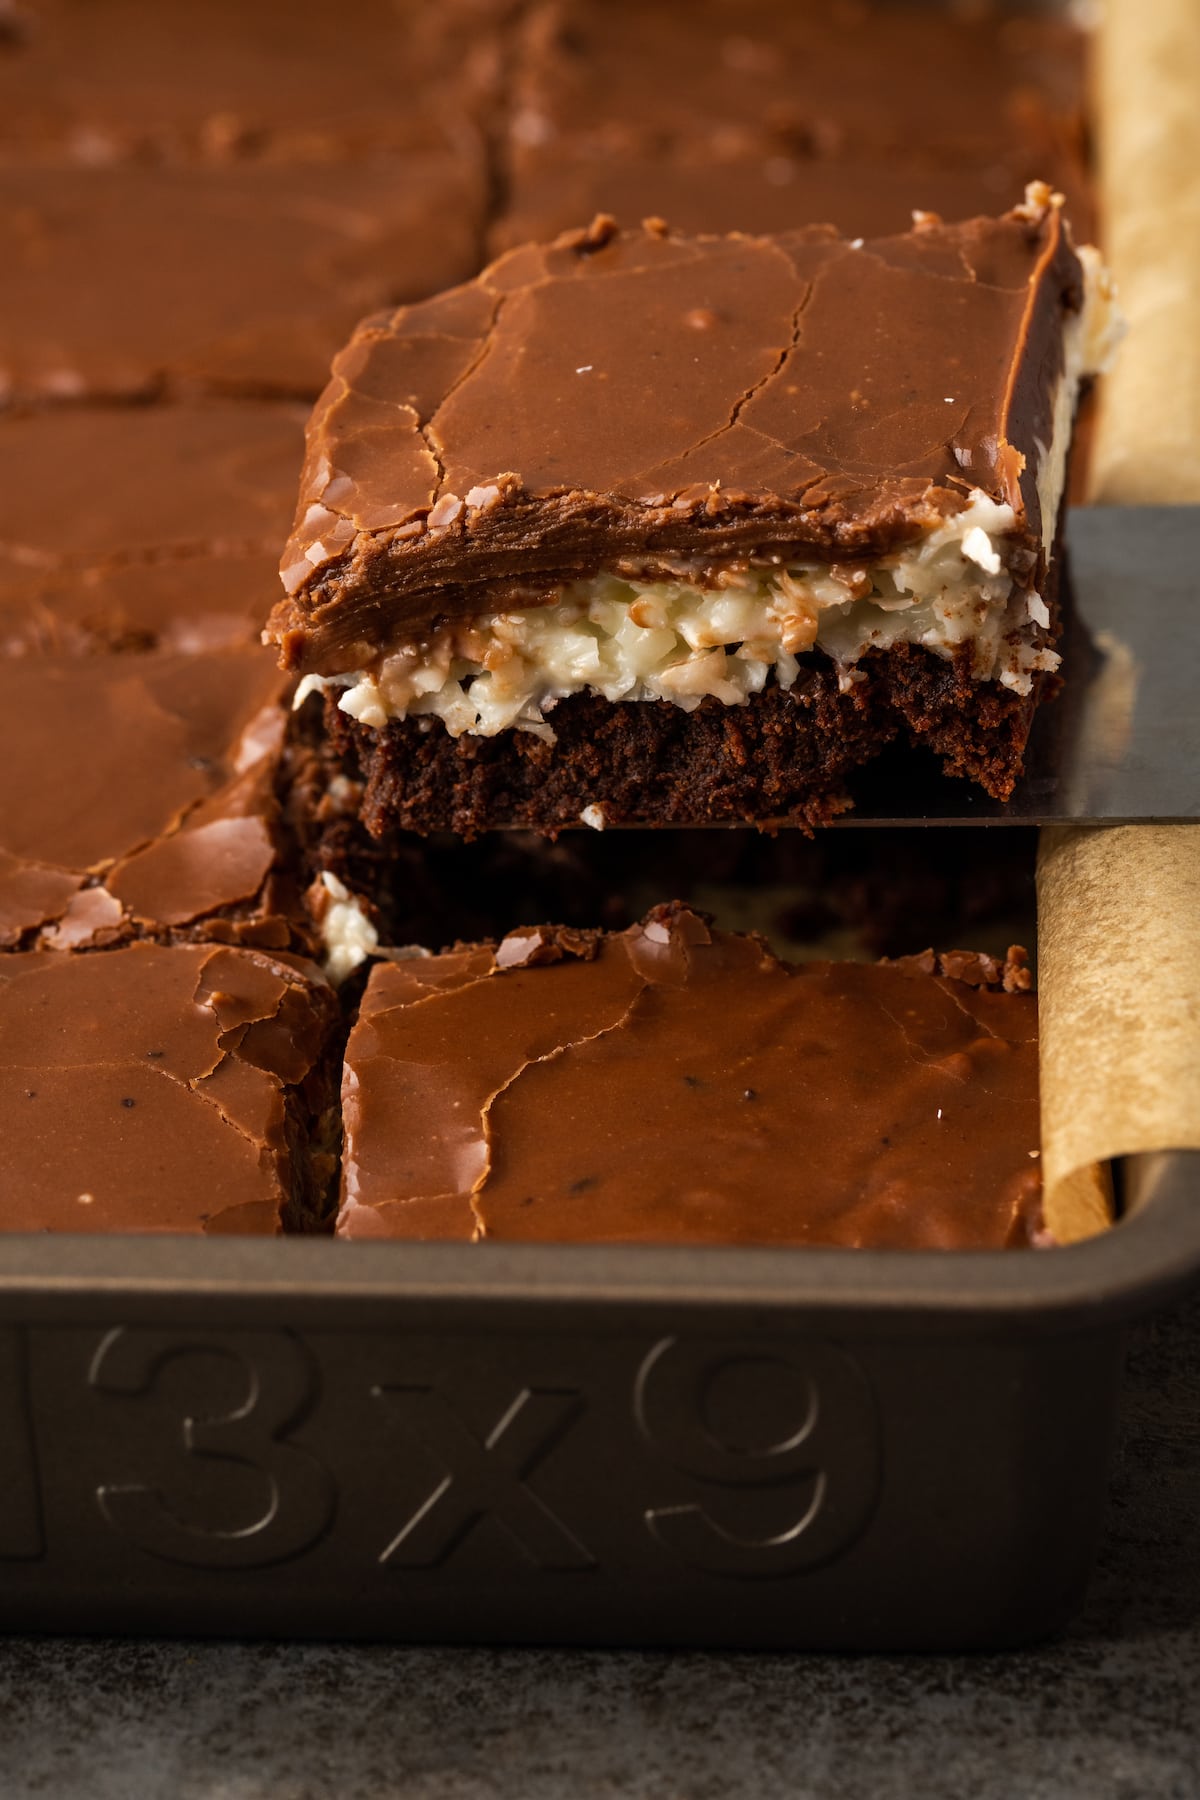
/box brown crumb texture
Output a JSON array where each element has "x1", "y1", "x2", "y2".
[
  {"x1": 285, "y1": 687, "x2": 1038, "y2": 959},
  {"x1": 320, "y1": 642, "x2": 1047, "y2": 839}
]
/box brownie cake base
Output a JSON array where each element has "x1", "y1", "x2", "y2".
[
  {"x1": 322, "y1": 641, "x2": 1050, "y2": 840},
  {"x1": 287, "y1": 690, "x2": 1038, "y2": 961}
]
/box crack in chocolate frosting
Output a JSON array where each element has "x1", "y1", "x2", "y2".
[{"x1": 338, "y1": 903, "x2": 1044, "y2": 1249}]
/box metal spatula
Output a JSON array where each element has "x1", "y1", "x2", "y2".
[{"x1": 840, "y1": 506, "x2": 1200, "y2": 827}]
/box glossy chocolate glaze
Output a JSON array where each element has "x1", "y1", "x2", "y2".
[
  {"x1": 338, "y1": 904, "x2": 1043, "y2": 1248},
  {"x1": 271, "y1": 204, "x2": 1082, "y2": 676},
  {"x1": 0, "y1": 401, "x2": 305, "y2": 579},
  {"x1": 0, "y1": 941, "x2": 338, "y2": 1234},
  {"x1": 0, "y1": 400, "x2": 307, "y2": 659},
  {"x1": 509, "y1": 0, "x2": 1088, "y2": 171},
  {"x1": 1, "y1": 157, "x2": 486, "y2": 405},
  {"x1": 0, "y1": 0, "x2": 498, "y2": 162},
  {"x1": 500, "y1": 0, "x2": 1093, "y2": 248},
  {"x1": 0, "y1": 647, "x2": 301, "y2": 951},
  {"x1": 0, "y1": 551, "x2": 282, "y2": 658}
]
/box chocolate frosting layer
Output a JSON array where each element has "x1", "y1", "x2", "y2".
[
  {"x1": 271, "y1": 204, "x2": 1083, "y2": 675},
  {"x1": 0, "y1": 400, "x2": 305, "y2": 579},
  {"x1": 500, "y1": 0, "x2": 1092, "y2": 250},
  {"x1": 0, "y1": 551, "x2": 281, "y2": 657},
  {"x1": 338, "y1": 904, "x2": 1043, "y2": 1249},
  {"x1": 0, "y1": 647, "x2": 301, "y2": 950},
  {"x1": 0, "y1": 942, "x2": 338, "y2": 1234},
  {"x1": 0, "y1": 0, "x2": 497, "y2": 163},
  {"x1": 1, "y1": 159, "x2": 485, "y2": 405},
  {"x1": 509, "y1": 0, "x2": 1087, "y2": 171}
]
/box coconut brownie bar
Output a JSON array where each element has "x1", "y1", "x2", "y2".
[
  {"x1": 495, "y1": 0, "x2": 1093, "y2": 252},
  {"x1": 0, "y1": 646, "x2": 303, "y2": 952},
  {"x1": 507, "y1": 0, "x2": 1088, "y2": 176},
  {"x1": 0, "y1": 942, "x2": 339, "y2": 1234},
  {"x1": 337, "y1": 902, "x2": 1051, "y2": 1248},
  {"x1": 1, "y1": 551, "x2": 283, "y2": 658},
  {"x1": 0, "y1": 400, "x2": 304, "y2": 652},
  {"x1": 271, "y1": 196, "x2": 1117, "y2": 836},
  {"x1": 0, "y1": 400, "x2": 305, "y2": 580},
  {"x1": 0, "y1": 0, "x2": 496, "y2": 163}
]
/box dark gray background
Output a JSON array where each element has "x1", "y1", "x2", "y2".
[{"x1": 0, "y1": 1292, "x2": 1196, "y2": 1800}]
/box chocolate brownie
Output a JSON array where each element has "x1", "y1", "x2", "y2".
[
  {"x1": 0, "y1": 941, "x2": 339, "y2": 1233},
  {"x1": 337, "y1": 902, "x2": 1046, "y2": 1248},
  {"x1": 0, "y1": 401, "x2": 304, "y2": 579},
  {"x1": 0, "y1": 551, "x2": 281, "y2": 658},
  {"x1": 285, "y1": 690, "x2": 1037, "y2": 968},
  {"x1": 0, "y1": 0, "x2": 499, "y2": 163},
  {"x1": 271, "y1": 201, "x2": 1116, "y2": 834},
  {"x1": 0, "y1": 647, "x2": 303, "y2": 951},
  {"x1": 0, "y1": 399, "x2": 309, "y2": 656},
  {"x1": 1, "y1": 158, "x2": 486, "y2": 405},
  {"x1": 496, "y1": 0, "x2": 1093, "y2": 251},
  {"x1": 506, "y1": 0, "x2": 1088, "y2": 171}
]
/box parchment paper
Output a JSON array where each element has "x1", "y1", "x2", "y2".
[
  {"x1": 1037, "y1": 0, "x2": 1200, "y2": 1243},
  {"x1": 1088, "y1": 0, "x2": 1200, "y2": 503},
  {"x1": 1036, "y1": 0, "x2": 1200, "y2": 1238},
  {"x1": 1038, "y1": 825, "x2": 1200, "y2": 1240}
]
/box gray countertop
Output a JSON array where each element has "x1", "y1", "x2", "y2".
[{"x1": 1, "y1": 1292, "x2": 1196, "y2": 1800}]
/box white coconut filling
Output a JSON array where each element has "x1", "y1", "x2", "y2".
[
  {"x1": 317, "y1": 872, "x2": 379, "y2": 985},
  {"x1": 299, "y1": 487, "x2": 1061, "y2": 738}
]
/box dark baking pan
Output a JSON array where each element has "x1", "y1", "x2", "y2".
[{"x1": 1, "y1": 1150, "x2": 1197, "y2": 1650}]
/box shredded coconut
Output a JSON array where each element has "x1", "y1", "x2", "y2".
[
  {"x1": 318, "y1": 872, "x2": 379, "y2": 984},
  {"x1": 325, "y1": 491, "x2": 1034, "y2": 738}
]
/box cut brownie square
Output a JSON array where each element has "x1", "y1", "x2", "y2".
[
  {"x1": 1, "y1": 551, "x2": 282, "y2": 658},
  {"x1": 507, "y1": 0, "x2": 1088, "y2": 172},
  {"x1": 0, "y1": 157, "x2": 486, "y2": 406},
  {"x1": 337, "y1": 902, "x2": 1063, "y2": 1249},
  {"x1": 0, "y1": 400, "x2": 305, "y2": 652},
  {"x1": 496, "y1": 0, "x2": 1094, "y2": 251},
  {"x1": 0, "y1": 941, "x2": 339, "y2": 1234},
  {"x1": 270, "y1": 196, "x2": 1117, "y2": 836},
  {"x1": 0, "y1": 400, "x2": 304, "y2": 578},
  {"x1": 0, "y1": 646, "x2": 304, "y2": 951},
  {"x1": 0, "y1": 0, "x2": 498, "y2": 163}
]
